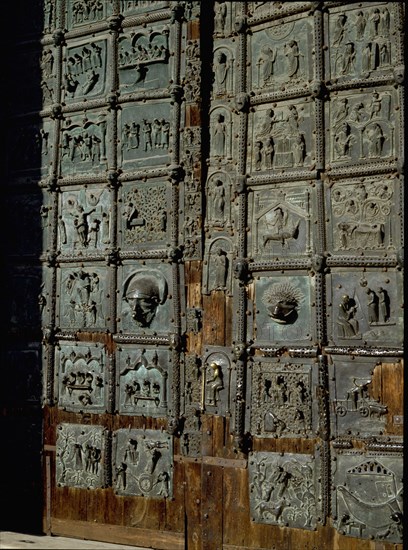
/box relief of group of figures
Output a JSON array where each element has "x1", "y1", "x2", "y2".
[
  {"x1": 252, "y1": 103, "x2": 311, "y2": 172},
  {"x1": 64, "y1": 41, "x2": 105, "y2": 99},
  {"x1": 121, "y1": 117, "x2": 170, "y2": 160},
  {"x1": 56, "y1": 424, "x2": 173, "y2": 498},
  {"x1": 331, "y1": 90, "x2": 394, "y2": 162},
  {"x1": 69, "y1": 0, "x2": 106, "y2": 27},
  {"x1": 329, "y1": 179, "x2": 394, "y2": 252},
  {"x1": 60, "y1": 116, "x2": 107, "y2": 173},
  {"x1": 252, "y1": 362, "x2": 313, "y2": 438},
  {"x1": 329, "y1": 6, "x2": 392, "y2": 79}
]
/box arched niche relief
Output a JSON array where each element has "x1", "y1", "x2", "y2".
[
  {"x1": 203, "y1": 237, "x2": 233, "y2": 297},
  {"x1": 210, "y1": 106, "x2": 233, "y2": 162},
  {"x1": 205, "y1": 171, "x2": 232, "y2": 232},
  {"x1": 213, "y1": 46, "x2": 235, "y2": 98}
]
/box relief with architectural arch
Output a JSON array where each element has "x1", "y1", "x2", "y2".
[
  {"x1": 248, "y1": 183, "x2": 314, "y2": 259},
  {"x1": 249, "y1": 99, "x2": 315, "y2": 173},
  {"x1": 249, "y1": 12, "x2": 314, "y2": 93}
]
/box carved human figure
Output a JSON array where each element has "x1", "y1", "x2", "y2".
[
  {"x1": 142, "y1": 120, "x2": 152, "y2": 151},
  {"x1": 160, "y1": 119, "x2": 170, "y2": 149},
  {"x1": 212, "y1": 179, "x2": 225, "y2": 223},
  {"x1": 123, "y1": 270, "x2": 168, "y2": 328},
  {"x1": 284, "y1": 40, "x2": 302, "y2": 78},
  {"x1": 362, "y1": 43, "x2": 373, "y2": 73},
  {"x1": 379, "y1": 7, "x2": 390, "y2": 37},
  {"x1": 368, "y1": 8, "x2": 381, "y2": 39},
  {"x1": 258, "y1": 45, "x2": 277, "y2": 87},
  {"x1": 355, "y1": 11, "x2": 367, "y2": 40},
  {"x1": 293, "y1": 134, "x2": 306, "y2": 166},
  {"x1": 116, "y1": 462, "x2": 127, "y2": 490},
  {"x1": 214, "y1": 51, "x2": 229, "y2": 95},
  {"x1": 214, "y1": 1, "x2": 227, "y2": 34},
  {"x1": 124, "y1": 438, "x2": 139, "y2": 464},
  {"x1": 369, "y1": 92, "x2": 382, "y2": 120},
  {"x1": 271, "y1": 465, "x2": 290, "y2": 499},
  {"x1": 206, "y1": 361, "x2": 224, "y2": 405},
  {"x1": 340, "y1": 42, "x2": 355, "y2": 74},
  {"x1": 379, "y1": 43, "x2": 390, "y2": 66},
  {"x1": 157, "y1": 471, "x2": 170, "y2": 497},
  {"x1": 254, "y1": 141, "x2": 263, "y2": 171},
  {"x1": 337, "y1": 294, "x2": 359, "y2": 338},
  {"x1": 366, "y1": 287, "x2": 379, "y2": 323},
  {"x1": 213, "y1": 114, "x2": 227, "y2": 156},
  {"x1": 378, "y1": 287, "x2": 389, "y2": 323},
  {"x1": 364, "y1": 123, "x2": 384, "y2": 158},
  {"x1": 333, "y1": 98, "x2": 349, "y2": 126},
  {"x1": 334, "y1": 122, "x2": 354, "y2": 158},
  {"x1": 332, "y1": 14, "x2": 347, "y2": 47},
  {"x1": 264, "y1": 137, "x2": 274, "y2": 169},
  {"x1": 348, "y1": 102, "x2": 367, "y2": 124},
  {"x1": 212, "y1": 247, "x2": 228, "y2": 290}
]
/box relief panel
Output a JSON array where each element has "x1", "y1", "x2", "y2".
[
  {"x1": 326, "y1": 4, "x2": 396, "y2": 84},
  {"x1": 249, "y1": 451, "x2": 320, "y2": 530},
  {"x1": 7, "y1": 120, "x2": 53, "y2": 177},
  {"x1": 56, "y1": 265, "x2": 110, "y2": 331},
  {"x1": 65, "y1": 0, "x2": 113, "y2": 31},
  {"x1": 249, "y1": 99, "x2": 315, "y2": 173},
  {"x1": 204, "y1": 171, "x2": 233, "y2": 232},
  {"x1": 201, "y1": 348, "x2": 231, "y2": 416},
  {"x1": 209, "y1": 106, "x2": 235, "y2": 164},
  {"x1": 250, "y1": 273, "x2": 315, "y2": 346},
  {"x1": 56, "y1": 423, "x2": 108, "y2": 489},
  {"x1": 119, "y1": 180, "x2": 171, "y2": 251},
  {"x1": 60, "y1": 111, "x2": 108, "y2": 177},
  {"x1": 249, "y1": 12, "x2": 314, "y2": 93},
  {"x1": 326, "y1": 175, "x2": 400, "y2": 255},
  {"x1": 183, "y1": 353, "x2": 202, "y2": 409},
  {"x1": 202, "y1": 237, "x2": 234, "y2": 296},
  {"x1": 327, "y1": 88, "x2": 398, "y2": 166},
  {"x1": 56, "y1": 342, "x2": 108, "y2": 413},
  {"x1": 62, "y1": 38, "x2": 108, "y2": 104},
  {"x1": 118, "y1": 25, "x2": 171, "y2": 93},
  {"x1": 250, "y1": 358, "x2": 318, "y2": 438},
  {"x1": 117, "y1": 262, "x2": 173, "y2": 336},
  {"x1": 119, "y1": 1, "x2": 169, "y2": 17},
  {"x1": 58, "y1": 187, "x2": 112, "y2": 254},
  {"x1": 118, "y1": 102, "x2": 172, "y2": 170},
  {"x1": 332, "y1": 451, "x2": 403, "y2": 543},
  {"x1": 212, "y1": 42, "x2": 236, "y2": 99},
  {"x1": 248, "y1": 182, "x2": 314, "y2": 259},
  {"x1": 116, "y1": 347, "x2": 169, "y2": 417},
  {"x1": 113, "y1": 428, "x2": 173, "y2": 498},
  {"x1": 213, "y1": 1, "x2": 235, "y2": 38},
  {"x1": 40, "y1": 46, "x2": 57, "y2": 107},
  {"x1": 329, "y1": 358, "x2": 390, "y2": 438},
  {"x1": 327, "y1": 270, "x2": 403, "y2": 347},
  {"x1": 43, "y1": 0, "x2": 57, "y2": 34}
]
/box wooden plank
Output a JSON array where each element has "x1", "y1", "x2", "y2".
[
  {"x1": 202, "y1": 463, "x2": 223, "y2": 550},
  {"x1": 203, "y1": 294, "x2": 226, "y2": 346},
  {"x1": 50, "y1": 518, "x2": 184, "y2": 550},
  {"x1": 371, "y1": 361, "x2": 404, "y2": 436},
  {"x1": 184, "y1": 461, "x2": 202, "y2": 550}
]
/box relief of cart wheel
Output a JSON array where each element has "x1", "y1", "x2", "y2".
[
  {"x1": 336, "y1": 404, "x2": 347, "y2": 417},
  {"x1": 359, "y1": 405, "x2": 370, "y2": 417}
]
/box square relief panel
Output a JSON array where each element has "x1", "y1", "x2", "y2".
[
  {"x1": 56, "y1": 342, "x2": 109, "y2": 413},
  {"x1": 117, "y1": 261, "x2": 173, "y2": 336},
  {"x1": 249, "y1": 451, "x2": 321, "y2": 530},
  {"x1": 56, "y1": 264, "x2": 111, "y2": 331},
  {"x1": 60, "y1": 111, "x2": 109, "y2": 177},
  {"x1": 249, "y1": 99, "x2": 315, "y2": 174},
  {"x1": 250, "y1": 272, "x2": 315, "y2": 346},
  {"x1": 329, "y1": 358, "x2": 393, "y2": 438},
  {"x1": 118, "y1": 102, "x2": 172, "y2": 170},
  {"x1": 327, "y1": 269, "x2": 403, "y2": 347},
  {"x1": 119, "y1": 1, "x2": 169, "y2": 17},
  {"x1": 116, "y1": 346, "x2": 170, "y2": 417},
  {"x1": 113, "y1": 428, "x2": 173, "y2": 498},
  {"x1": 58, "y1": 186, "x2": 112, "y2": 254},
  {"x1": 331, "y1": 451, "x2": 403, "y2": 543},
  {"x1": 65, "y1": 0, "x2": 113, "y2": 31},
  {"x1": 118, "y1": 180, "x2": 172, "y2": 251},
  {"x1": 249, "y1": 12, "x2": 314, "y2": 94},
  {"x1": 118, "y1": 24, "x2": 172, "y2": 93},
  {"x1": 250, "y1": 358, "x2": 318, "y2": 438},
  {"x1": 325, "y1": 4, "x2": 397, "y2": 85},
  {"x1": 248, "y1": 182, "x2": 315, "y2": 260},
  {"x1": 326, "y1": 175, "x2": 401, "y2": 256},
  {"x1": 62, "y1": 37, "x2": 109, "y2": 104},
  {"x1": 326, "y1": 87, "x2": 399, "y2": 167},
  {"x1": 56, "y1": 423, "x2": 108, "y2": 489}
]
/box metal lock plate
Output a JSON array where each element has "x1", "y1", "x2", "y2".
[
  {"x1": 249, "y1": 451, "x2": 320, "y2": 530},
  {"x1": 56, "y1": 423, "x2": 108, "y2": 489},
  {"x1": 113, "y1": 428, "x2": 173, "y2": 498}
]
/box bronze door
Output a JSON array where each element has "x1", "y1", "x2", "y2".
[{"x1": 2, "y1": 1, "x2": 403, "y2": 549}]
